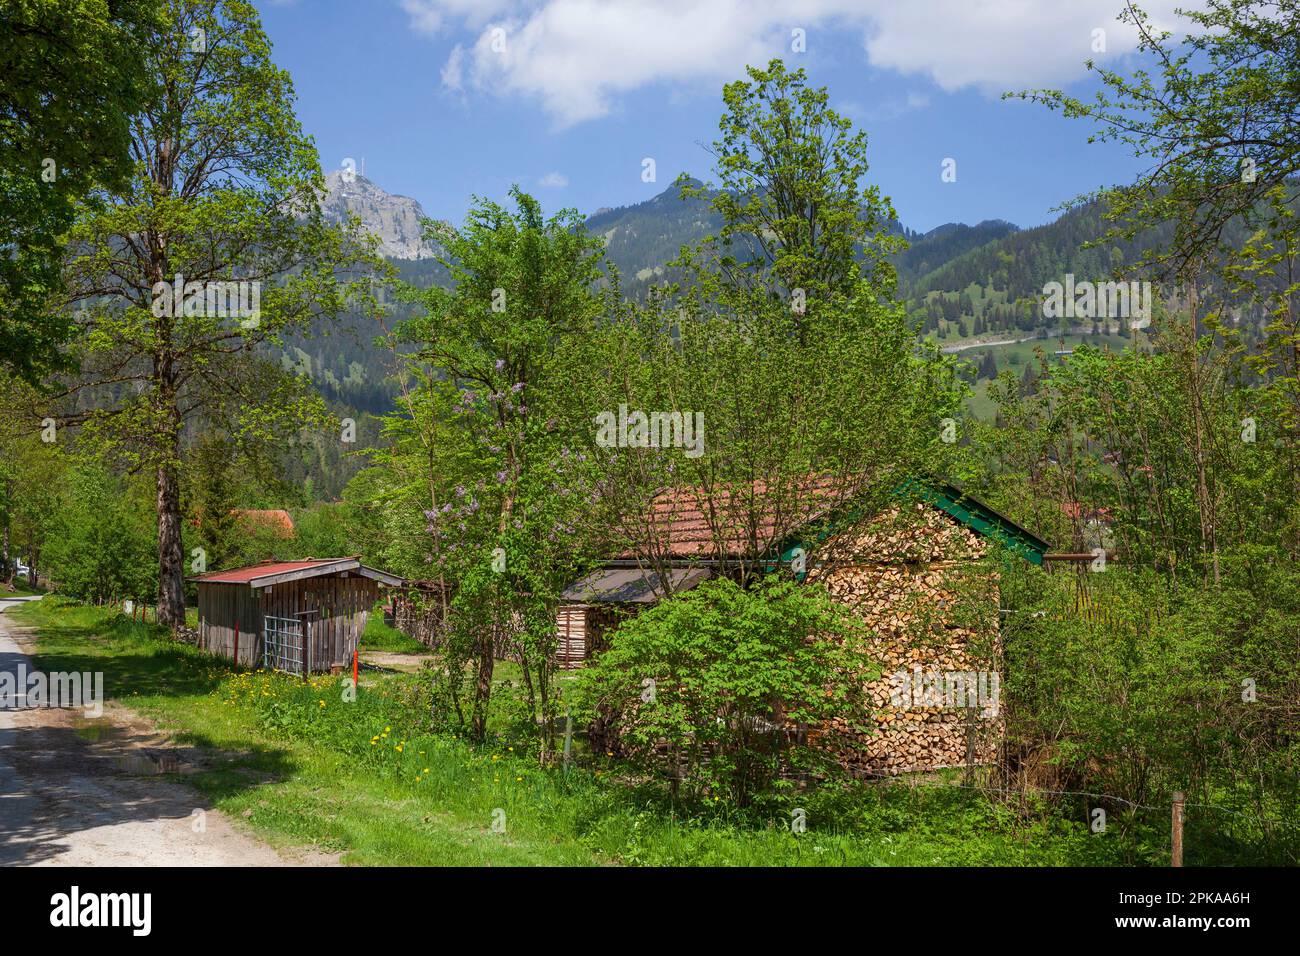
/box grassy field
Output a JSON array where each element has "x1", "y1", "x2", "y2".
[
  {"x1": 8, "y1": 597, "x2": 1173, "y2": 866},
  {"x1": 954, "y1": 333, "x2": 1135, "y2": 420}
]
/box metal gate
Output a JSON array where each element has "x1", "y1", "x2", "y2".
[{"x1": 263, "y1": 613, "x2": 316, "y2": 674}]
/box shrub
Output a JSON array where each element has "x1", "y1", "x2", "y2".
[{"x1": 571, "y1": 575, "x2": 874, "y2": 806}]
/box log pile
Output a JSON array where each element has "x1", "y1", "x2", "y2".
[{"x1": 807, "y1": 503, "x2": 1003, "y2": 776}]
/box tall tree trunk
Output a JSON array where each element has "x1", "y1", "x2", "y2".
[
  {"x1": 156, "y1": 457, "x2": 185, "y2": 630},
  {"x1": 471, "y1": 612, "x2": 496, "y2": 741},
  {"x1": 2, "y1": 479, "x2": 12, "y2": 589},
  {"x1": 155, "y1": 372, "x2": 185, "y2": 632},
  {"x1": 1186, "y1": 283, "x2": 1221, "y2": 585}
]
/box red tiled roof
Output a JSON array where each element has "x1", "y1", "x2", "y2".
[
  {"x1": 233, "y1": 509, "x2": 295, "y2": 535},
  {"x1": 617, "y1": 475, "x2": 862, "y2": 559},
  {"x1": 1060, "y1": 502, "x2": 1113, "y2": 521},
  {"x1": 190, "y1": 558, "x2": 350, "y2": 584}
]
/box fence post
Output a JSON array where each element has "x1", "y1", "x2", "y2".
[
  {"x1": 303, "y1": 619, "x2": 310, "y2": 681},
  {"x1": 1171, "y1": 791, "x2": 1185, "y2": 867},
  {"x1": 563, "y1": 710, "x2": 573, "y2": 774}
]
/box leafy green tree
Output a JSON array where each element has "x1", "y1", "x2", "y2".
[
  {"x1": 44, "y1": 0, "x2": 377, "y2": 629},
  {"x1": 1009, "y1": 0, "x2": 1300, "y2": 583},
  {"x1": 394, "y1": 187, "x2": 610, "y2": 746},
  {"x1": 680, "y1": 58, "x2": 901, "y2": 313},
  {"x1": 1001, "y1": 562, "x2": 1299, "y2": 861},
  {"x1": 43, "y1": 461, "x2": 156, "y2": 604},
  {"x1": 1016, "y1": 0, "x2": 1300, "y2": 289},
  {"x1": 290, "y1": 503, "x2": 354, "y2": 559},
  {"x1": 0, "y1": 383, "x2": 65, "y2": 588},
  {"x1": 572, "y1": 60, "x2": 965, "y2": 591},
  {"x1": 0, "y1": 0, "x2": 158, "y2": 382}
]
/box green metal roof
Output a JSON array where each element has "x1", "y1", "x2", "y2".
[
  {"x1": 897, "y1": 478, "x2": 1050, "y2": 566},
  {"x1": 770, "y1": 477, "x2": 1050, "y2": 577}
]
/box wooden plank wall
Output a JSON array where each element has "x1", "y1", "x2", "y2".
[
  {"x1": 198, "y1": 582, "x2": 262, "y2": 666},
  {"x1": 554, "y1": 604, "x2": 630, "y2": 669},
  {"x1": 555, "y1": 605, "x2": 588, "y2": 668},
  {"x1": 199, "y1": 574, "x2": 379, "y2": 671},
  {"x1": 315, "y1": 575, "x2": 378, "y2": 669}
]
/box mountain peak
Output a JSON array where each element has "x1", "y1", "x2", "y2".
[{"x1": 320, "y1": 171, "x2": 436, "y2": 260}]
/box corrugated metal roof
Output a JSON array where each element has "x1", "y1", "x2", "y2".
[
  {"x1": 190, "y1": 558, "x2": 354, "y2": 585},
  {"x1": 562, "y1": 566, "x2": 712, "y2": 603}
]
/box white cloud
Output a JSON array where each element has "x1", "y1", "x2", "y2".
[
  {"x1": 401, "y1": 0, "x2": 446, "y2": 34},
  {"x1": 441, "y1": 44, "x2": 465, "y2": 90},
  {"x1": 401, "y1": 0, "x2": 516, "y2": 35},
  {"x1": 403, "y1": 0, "x2": 1199, "y2": 126},
  {"x1": 538, "y1": 171, "x2": 569, "y2": 187},
  {"x1": 858, "y1": 1, "x2": 1188, "y2": 93},
  {"x1": 848, "y1": 90, "x2": 932, "y2": 123}
]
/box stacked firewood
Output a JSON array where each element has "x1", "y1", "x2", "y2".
[{"x1": 808, "y1": 504, "x2": 1003, "y2": 776}]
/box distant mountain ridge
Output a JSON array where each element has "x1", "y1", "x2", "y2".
[{"x1": 319, "y1": 173, "x2": 1028, "y2": 295}]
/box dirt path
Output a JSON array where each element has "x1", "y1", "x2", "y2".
[
  {"x1": 0, "y1": 598, "x2": 337, "y2": 867},
  {"x1": 359, "y1": 649, "x2": 433, "y2": 673}
]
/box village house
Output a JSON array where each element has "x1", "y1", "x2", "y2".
[{"x1": 555, "y1": 478, "x2": 1050, "y2": 776}]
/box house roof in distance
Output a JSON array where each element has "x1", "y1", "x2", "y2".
[
  {"x1": 232, "y1": 509, "x2": 295, "y2": 535},
  {"x1": 189, "y1": 557, "x2": 402, "y2": 588}
]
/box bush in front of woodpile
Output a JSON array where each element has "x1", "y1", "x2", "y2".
[{"x1": 570, "y1": 575, "x2": 875, "y2": 808}]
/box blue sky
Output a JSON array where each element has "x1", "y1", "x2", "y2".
[{"x1": 257, "y1": 0, "x2": 1193, "y2": 233}]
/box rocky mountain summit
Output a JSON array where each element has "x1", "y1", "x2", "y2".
[{"x1": 321, "y1": 170, "x2": 437, "y2": 260}]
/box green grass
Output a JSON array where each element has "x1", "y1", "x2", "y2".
[
  {"x1": 358, "y1": 607, "x2": 429, "y2": 655},
  {"x1": 7, "y1": 597, "x2": 1176, "y2": 866}
]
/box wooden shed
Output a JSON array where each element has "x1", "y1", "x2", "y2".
[
  {"x1": 191, "y1": 558, "x2": 402, "y2": 673},
  {"x1": 556, "y1": 567, "x2": 712, "y2": 668}
]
